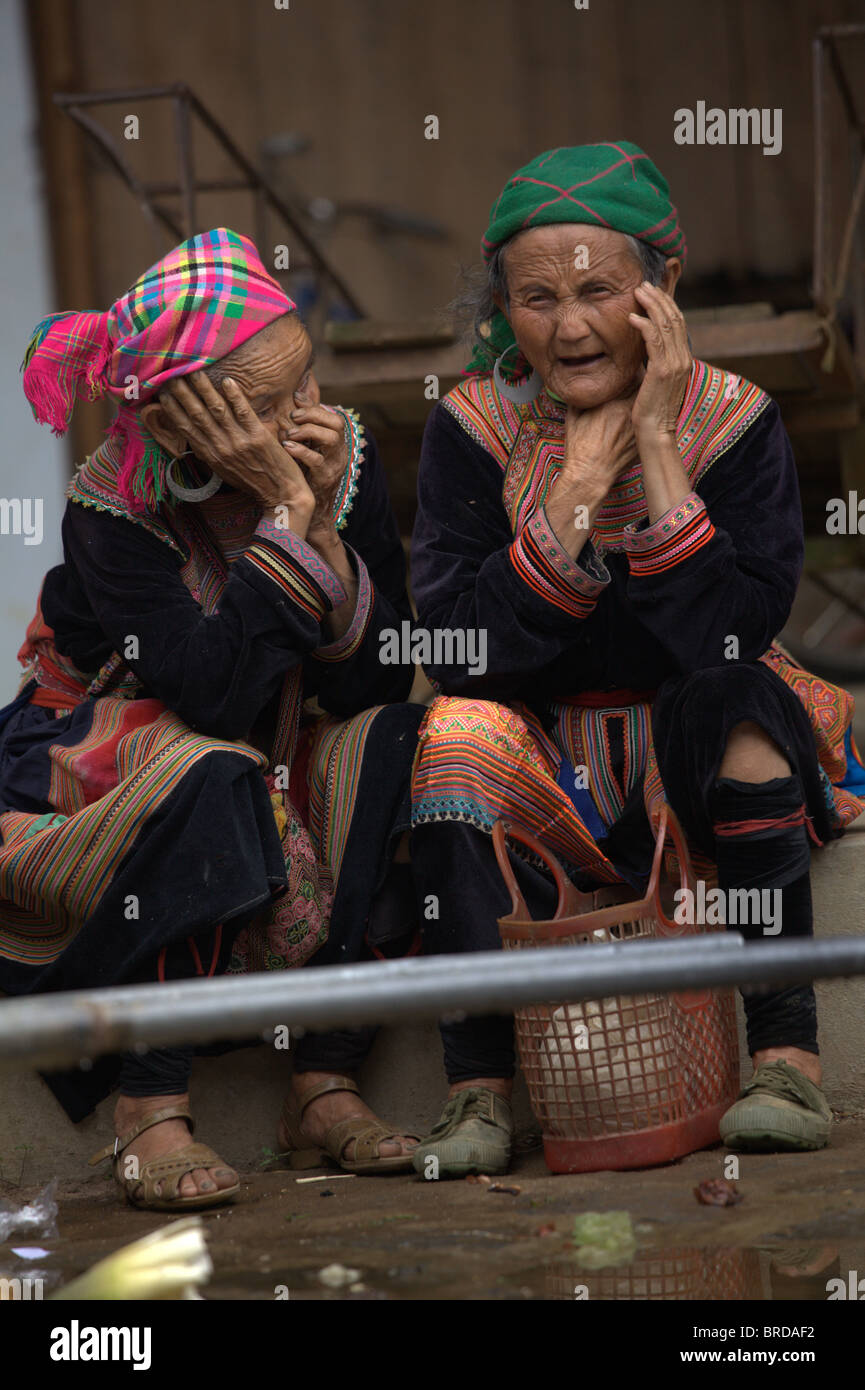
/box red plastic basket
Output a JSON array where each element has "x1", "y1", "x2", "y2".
[{"x1": 493, "y1": 805, "x2": 740, "y2": 1173}]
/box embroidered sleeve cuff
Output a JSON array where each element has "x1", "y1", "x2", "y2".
[
  {"x1": 245, "y1": 514, "x2": 346, "y2": 619},
  {"x1": 313, "y1": 546, "x2": 374, "y2": 661},
  {"x1": 509, "y1": 508, "x2": 610, "y2": 617},
  {"x1": 624, "y1": 492, "x2": 715, "y2": 575}
]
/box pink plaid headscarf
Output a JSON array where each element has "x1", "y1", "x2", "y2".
[{"x1": 21, "y1": 227, "x2": 296, "y2": 512}]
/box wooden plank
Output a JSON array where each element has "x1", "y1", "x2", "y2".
[
  {"x1": 317, "y1": 341, "x2": 465, "y2": 392},
  {"x1": 804, "y1": 536, "x2": 865, "y2": 570},
  {"x1": 686, "y1": 302, "x2": 775, "y2": 325},
  {"x1": 325, "y1": 318, "x2": 456, "y2": 353},
  {"x1": 688, "y1": 310, "x2": 824, "y2": 359},
  {"x1": 780, "y1": 399, "x2": 861, "y2": 434},
  {"x1": 690, "y1": 311, "x2": 861, "y2": 397}
]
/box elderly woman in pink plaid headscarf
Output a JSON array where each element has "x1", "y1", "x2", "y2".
[{"x1": 2, "y1": 227, "x2": 424, "y2": 1210}]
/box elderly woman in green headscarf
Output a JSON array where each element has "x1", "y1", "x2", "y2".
[{"x1": 408, "y1": 142, "x2": 865, "y2": 1177}]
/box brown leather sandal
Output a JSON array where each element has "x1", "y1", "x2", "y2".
[
  {"x1": 278, "y1": 1076, "x2": 419, "y2": 1175},
  {"x1": 89, "y1": 1104, "x2": 240, "y2": 1211}
]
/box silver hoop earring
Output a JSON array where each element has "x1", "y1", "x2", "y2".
[
  {"x1": 493, "y1": 345, "x2": 542, "y2": 404},
  {"x1": 165, "y1": 452, "x2": 222, "y2": 503}
]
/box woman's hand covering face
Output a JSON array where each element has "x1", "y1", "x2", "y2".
[
  {"x1": 158, "y1": 371, "x2": 315, "y2": 515},
  {"x1": 282, "y1": 403, "x2": 350, "y2": 539}
]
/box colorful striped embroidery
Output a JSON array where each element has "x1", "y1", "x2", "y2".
[
  {"x1": 624, "y1": 493, "x2": 716, "y2": 574},
  {"x1": 250, "y1": 514, "x2": 346, "y2": 612},
  {"x1": 307, "y1": 705, "x2": 385, "y2": 883},
  {"x1": 162, "y1": 499, "x2": 308, "y2": 777},
  {"x1": 330, "y1": 406, "x2": 365, "y2": 531},
  {"x1": 410, "y1": 696, "x2": 624, "y2": 883},
  {"x1": 442, "y1": 359, "x2": 770, "y2": 553},
  {"x1": 245, "y1": 544, "x2": 328, "y2": 619},
  {"x1": 313, "y1": 548, "x2": 373, "y2": 663},
  {"x1": 0, "y1": 705, "x2": 266, "y2": 966},
  {"x1": 66, "y1": 440, "x2": 187, "y2": 555},
  {"x1": 510, "y1": 509, "x2": 607, "y2": 616}
]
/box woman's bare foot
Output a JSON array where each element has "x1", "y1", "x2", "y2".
[
  {"x1": 287, "y1": 1071, "x2": 418, "y2": 1161},
  {"x1": 113, "y1": 1093, "x2": 238, "y2": 1202}
]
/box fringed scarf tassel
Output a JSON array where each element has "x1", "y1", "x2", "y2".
[
  {"x1": 21, "y1": 311, "x2": 112, "y2": 435},
  {"x1": 107, "y1": 409, "x2": 174, "y2": 515}
]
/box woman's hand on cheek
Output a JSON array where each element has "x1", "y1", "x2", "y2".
[{"x1": 628, "y1": 283, "x2": 692, "y2": 442}]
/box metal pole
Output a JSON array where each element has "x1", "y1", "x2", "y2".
[
  {"x1": 818, "y1": 22, "x2": 865, "y2": 39},
  {"x1": 174, "y1": 91, "x2": 197, "y2": 240},
  {"x1": 62, "y1": 104, "x2": 183, "y2": 246},
  {"x1": 185, "y1": 90, "x2": 364, "y2": 314},
  {"x1": 3, "y1": 935, "x2": 865, "y2": 1072},
  {"x1": 53, "y1": 84, "x2": 364, "y2": 316},
  {"x1": 53, "y1": 85, "x2": 196, "y2": 106},
  {"x1": 825, "y1": 34, "x2": 865, "y2": 147},
  {"x1": 813, "y1": 35, "x2": 827, "y2": 309}
]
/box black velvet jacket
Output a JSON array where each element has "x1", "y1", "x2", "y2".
[
  {"x1": 411, "y1": 395, "x2": 803, "y2": 703},
  {"x1": 39, "y1": 431, "x2": 414, "y2": 737}
]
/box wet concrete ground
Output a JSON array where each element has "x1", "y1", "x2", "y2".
[{"x1": 4, "y1": 1113, "x2": 865, "y2": 1301}]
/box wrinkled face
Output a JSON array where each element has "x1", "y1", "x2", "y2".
[
  {"x1": 143, "y1": 311, "x2": 319, "y2": 461},
  {"x1": 207, "y1": 311, "x2": 319, "y2": 432},
  {"x1": 496, "y1": 224, "x2": 680, "y2": 409}
]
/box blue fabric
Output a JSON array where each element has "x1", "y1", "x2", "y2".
[
  {"x1": 840, "y1": 726, "x2": 865, "y2": 793},
  {"x1": 556, "y1": 758, "x2": 608, "y2": 842}
]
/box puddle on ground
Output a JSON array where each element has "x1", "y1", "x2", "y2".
[
  {"x1": 198, "y1": 1236, "x2": 857, "y2": 1301},
  {"x1": 2, "y1": 1232, "x2": 859, "y2": 1301},
  {"x1": 5, "y1": 1143, "x2": 865, "y2": 1301}
]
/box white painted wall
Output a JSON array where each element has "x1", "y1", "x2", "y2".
[{"x1": 0, "y1": 0, "x2": 67, "y2": 701}]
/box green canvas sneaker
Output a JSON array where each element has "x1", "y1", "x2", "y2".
[
  {"x1": 411, "y1": 1087, "x2": 514, "y2": 1178},
  {"x1": 719, "y1": 1060, "x2": 832, "y2": 1152}
]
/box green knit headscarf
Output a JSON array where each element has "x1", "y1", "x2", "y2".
[{"x1": 466, "y1": 141, "x2": 687, "y2": 377}]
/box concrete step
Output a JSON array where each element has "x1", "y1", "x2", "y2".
[{"x1": 1, "y1": 824, "x2": 863, "y2": 1187}]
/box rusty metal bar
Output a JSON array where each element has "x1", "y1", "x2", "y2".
[
  {"x1": 173, "y1": 91, "x2": 197, "y2": 239},
  {"x1": 3, "y1": 934, "x2": 865, "y2": 1072},
  {"x1": 142, "y1": 179, "x2": 252, "y2": 195},
  {"x1": 183, "y1": 88, "x2": 362, "y2": 312},
  {"x1": 62, "y1": 103, "x2": 184, "y2": 246},
  {"x1": 53, "y1": 84, "x2": 363, "y2": 314},
  {"x1": 812, "y1": 24, "x2": 865, "y2": 362},
  {"x1": 54, "y1": 84, "x2": 192, "y2": 105},
  {"x1": 824, "y1": 35, "x2": 865, "y2": 148},
  {"x1": 817, "y1": 22, "x2": 865, "y2": 40},
  {"x1": 813, "y1": 35, "x2": 828, "y2": 308},
  {"x1": 254, "y1": 184, "x2": 269, "y2": 283}
]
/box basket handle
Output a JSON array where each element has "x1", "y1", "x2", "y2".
[
  {"x1": 648, "y1": 802, "x2": 699, "y2": 936},
  {"x1": 648, "y1": 803, "x2": 717, "y2": 1011},
  {"x1": 491, "y1": 819, "x2": 586, "y2": 922}
]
